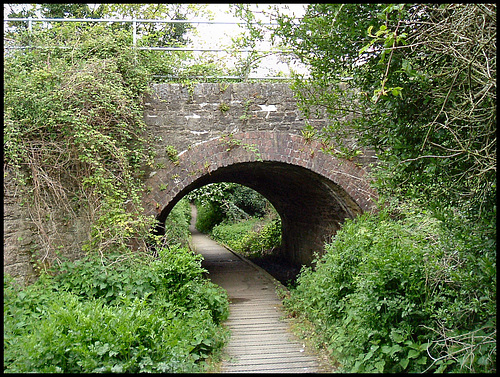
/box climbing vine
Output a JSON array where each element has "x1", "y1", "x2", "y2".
[{"x1": 3, "y1": 24, "x2": 157, "y2": 268}]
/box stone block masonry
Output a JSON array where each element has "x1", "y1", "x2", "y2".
[
  {"x1": 144, "y1": 82, "x2": 329, "y2": 157},
  {"x1": 142, "y1": 83, "x2": 378, "y2": 266},
  {"x1": 3, "y1": 168, "x2": 92, "y2": 286}
]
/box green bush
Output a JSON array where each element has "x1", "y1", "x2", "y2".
[
  {"x1": 212, "y1": 217, "x2": 282, "y2": 258},
  {"x1": 284, "y1": 206, "x2": 496, "y2": 373},
  {"x1": 4, "y1": 24, "x2": 157, "y2": 263},
  {"x1": 195, "y1": 201, "x2": 225, "y2": 233},
  {"x1": 240, "y1": 217, "x2": 281, "y2": 256},
  {"x1": 4, "y1": 246, "x2": 229, "y2": 373},
  {"x1": 230, "y1": 184, "x2": 269, "y2": 218},
  {"x1": 163, "y1": 198, "x2": 192, "y2": 247},
  {"x1": 211, "y1": 217, "x2": 260, "y2": 250},
  {"x1": 188, "y1": 183, "x2": 272, "y2": 232}
]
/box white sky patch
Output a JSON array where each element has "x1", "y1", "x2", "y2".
[{"x1": 185, "y1": 3, "x2": 309, "y2": 77}]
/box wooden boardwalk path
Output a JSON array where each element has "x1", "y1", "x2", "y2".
[{"x1": 189, "y1": 206, "x2": 329, "y2": 373}]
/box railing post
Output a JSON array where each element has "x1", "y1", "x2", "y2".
[
  {"x1": 132, "y1": 20, "x2": 137, "y2": 47},
  {"x1": 132, "y1": 20, "x2": 137, "y2": 65},
  {"x1": 28, "y1": 17, "x2": 32, "y2": 33}
]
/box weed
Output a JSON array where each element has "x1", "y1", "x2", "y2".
[
  {"x1": 282, "y1": 205, "x2": 496, "y2": 373},
  {"x1": 165, "y1": 145, "x2": 179, "y2": 163},
  {"x1": 218, "y1": 102, "x2": 230, "y2": 113},
  {"x1": 4, "y1": 243, "x2": 229, "y2": 373}
]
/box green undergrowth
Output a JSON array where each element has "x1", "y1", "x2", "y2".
[
  {"x1": 194, "y1": 200, "x2": 225, "y2": 234},
  {"x1": 283, "y1": 203, "x2": 496, "y2": 373},
  {"x1": 163, "y1": 198, "x2": 192, "y2": 248},
  {"x1": 4, "y1": 245, "x2": 229, "y2": 373},
  {"x1": 210, "y1": 217, "x2": 282, "y2": 259},
  {"x1": 4, "y1": 197, "x2": 230, "y2": 373}
]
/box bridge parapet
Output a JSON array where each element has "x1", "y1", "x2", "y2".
[{"x1": 144, "y1": 82, "x2": 330, "y2": 155}]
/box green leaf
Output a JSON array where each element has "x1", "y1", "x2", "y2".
[
  {"x1": 111, "y1": 364, "x2": 123, "y2": 373},
  {"x1": 407, "y1": 349, "x2": 420, "y2": 359},
  {"x1": 399, "y1": 358, "x2": 409, "y2": 369},
  {"x1": 390, "y1": 329, "x2": 405, "y2": 343},
  {"x1": 359, "y1": 42, "x2": 372, "y2": 55},
  {"x1": 391, "y1": 87, "x2": 403, "y2": 97},
  {"x1": 374, "y1": 359, "x2": 386, "y2": 372},
  {"x1": 416, "y1": 356, "x2": 428, "y2": 365}
]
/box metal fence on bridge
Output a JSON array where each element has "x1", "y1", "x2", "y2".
[{"x1": 3, "y1": 17, "x2": 301, "y2": 81}]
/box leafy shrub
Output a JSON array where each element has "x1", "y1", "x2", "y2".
[
  {"x1": 229, "y1": 184, "x2": 269, "y2": 218},
  {"x1": 5, "y1": 291, "x2": 225, "y2": 373},
  {"x1": 163, "y1": 198, "x2": 192, "y2": 247},
  {"x1": 240, "y1": 217, "x2": 282, "y2": 256},
  {"x1": 284, "y1": 205, "x2": 496, "y2": 373},
  {"x1": 212, "y1": 217, "x2": 282, "y2": 258},
  {"x1": 188, "y1": 183, "x2": 271, "y2": 232},
  {"x1": 195, "y1": 201, "x2": 225, "y2": 233},
  {"x1": 4, "y1": 246, "x2": 229, "y2": 373}
]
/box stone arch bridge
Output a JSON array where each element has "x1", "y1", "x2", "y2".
[{"x1": 142, "y1": 82, "x2": 378, "y2": 266}]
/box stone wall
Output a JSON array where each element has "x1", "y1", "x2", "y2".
[
  {"x1": 3, "y1": 171, "x2": 38, "y2": 286},
  {"x1": 144, "y1": 82, "x2": 332, "y2": 158},
  {"x1": 3, "y1": 169, "x2": 92, "y2": 286}
]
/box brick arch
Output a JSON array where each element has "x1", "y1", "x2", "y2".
[{"x1": 142, "y1": 131, "x2": 378, "y2": 265}]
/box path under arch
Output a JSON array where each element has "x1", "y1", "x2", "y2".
[{"x1": 188, "y1": 205, "x2": 332, "y2": 373}]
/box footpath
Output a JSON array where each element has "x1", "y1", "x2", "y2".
[{"x1": 188, "y1": 205, "x2": 329, "y2": 373}]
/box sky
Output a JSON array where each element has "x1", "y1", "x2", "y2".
[
  {"x1": 188, "y1": 4, "x2": 308, "y2": 77},
  {"x1": 3, "y1": 3, "x2": 309, "y2": 77}
]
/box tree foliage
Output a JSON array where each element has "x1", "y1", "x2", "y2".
[
  {"x1": 187, "y1": 183, "x2": 271, "y2": 233},
  {"x1": 270, "y1": 3, "x2": 496, "y2": 216},
  {"x1": 96, "y1": 3, "x2": 209, "y2": 48},
  {"x1": 5, "y1": 3, "x2": 207, "y2": 44}
]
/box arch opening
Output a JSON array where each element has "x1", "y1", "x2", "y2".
[{"x1": 155, "y1": 160, "x2": 363, "y2": 266}]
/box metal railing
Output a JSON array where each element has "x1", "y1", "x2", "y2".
[
  {"x1": 3, "y1": 17, "x2": 296, "y2": 80},
  {"x1": 4, "y1": 17, "x2": 285, "y2": 50}
]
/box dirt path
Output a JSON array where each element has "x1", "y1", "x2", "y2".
[{"x1": 189, "y1": 205, "x2": 329, "y2": 373}]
